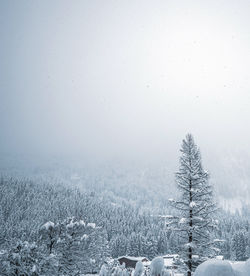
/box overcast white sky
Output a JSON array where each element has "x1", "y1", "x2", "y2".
[{"x1": 1, "y1": 0, "x2": 250, "y2": 162}]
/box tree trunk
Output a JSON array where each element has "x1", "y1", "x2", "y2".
[{"x1": 188, "y1": 178, "x2": 193, "y2": 276}]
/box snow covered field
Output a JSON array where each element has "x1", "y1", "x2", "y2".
[{"x1": 194, "y1": 259, "x2": 250, "y2": 276}]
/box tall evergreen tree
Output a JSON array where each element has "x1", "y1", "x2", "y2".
[{"x1": 168, "y1": 134, "x2": 217, "y2": 276}]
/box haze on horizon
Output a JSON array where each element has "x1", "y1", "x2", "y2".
[{"x1": 1, "y1": 0, "x2": 250, "y2": 164}]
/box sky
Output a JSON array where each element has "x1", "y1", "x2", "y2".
[{"x1": 1, "y1": 0, "x2": 250, "y2": 163}]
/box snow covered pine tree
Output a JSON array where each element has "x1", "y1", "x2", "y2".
[{"x1": 169, "y1": 134, "x2": 217, "y2": 276}]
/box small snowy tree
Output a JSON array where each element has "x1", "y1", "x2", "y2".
[
  {"x1": 39, "y1": 217, "x2": 104, "y2": 275},
  {"x1": 169, "y1": 134, "x2": 217, "y2": 276},
  {"x1": 134, "y1": 260, "x2": 144, "y2": 276},
  {"x1": 56, "y1": 217, "x2": 89, "y2": 275},
  {"x1": 40, "y1": 221, "x2": 57, "y2": 255},
  {"x1": 39, "y1": 221, "x2": 60, "y2": 275},
  {"x1": 150, "y1": 256, "x2": 164, "y2": 276}
]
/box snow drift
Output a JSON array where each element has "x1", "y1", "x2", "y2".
[
  {"x1": 232, "y1": 258, "x2": 250, "y2": 276},
  {"x1": 194, "y1": 258, "x2": 250, "y2": 276},
  {"x1": 194, "y1": 259, "x2": 235, "y2": 276}
]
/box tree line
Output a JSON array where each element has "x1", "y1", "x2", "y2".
[{"x1": 1, "y1": 135, "x2": 250, "y2": 275}]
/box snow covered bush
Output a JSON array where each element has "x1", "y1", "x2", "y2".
[
  {"x1": 55, "y1": 217, "x2": 88, "y2": 275},
  {"x1": 40, "y1": 217, "x2": 110, "y2": 275},
  {"x1": 0, "y1": 218, "x2": 109, "y2": 276},
  {"x1": 194, "y1": 259, "x2": 235, "y2": 276},
  {"x1": 150, "y1": 257, "x2": 164, "y2": 276},
  {"x1": 0, "y1": 241, "x2": 40, "y2": 276},
  {"x1": 40, "y1": 221, "x2": 58, "y2": 255},
  {"x1": 134, "y1": 260, "x2": 144, "y2": 276}
]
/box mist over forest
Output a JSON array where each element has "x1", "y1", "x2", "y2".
[{"x1": 1, "y1": 147, "x2": 250, "y2": 214}]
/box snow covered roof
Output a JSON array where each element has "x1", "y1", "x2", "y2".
[
  {"x1": 163, "y1": 254, "x2": 179, "y2": 259},
  {"x1": 118, "y1": 256, "x2": 149, "y2": 262}
]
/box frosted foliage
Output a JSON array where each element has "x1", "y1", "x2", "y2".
[
  {"x1": 194, "y1": 260, "x2": 234, "y2": 276},
  {"x1": 150, "y1": 257, "x2": 164, "y2": 276}
]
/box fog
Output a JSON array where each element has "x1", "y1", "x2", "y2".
[{"x1": 1, "y1": 0, "x2": 250, "y2": 165}]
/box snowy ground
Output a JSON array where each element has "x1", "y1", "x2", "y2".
[
  {"x1": 194, "y1": 259, "x2": 250, "y2": 276},
  {"x1": 231, "y1": 261, "x2": 247, "y2": 275}
]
